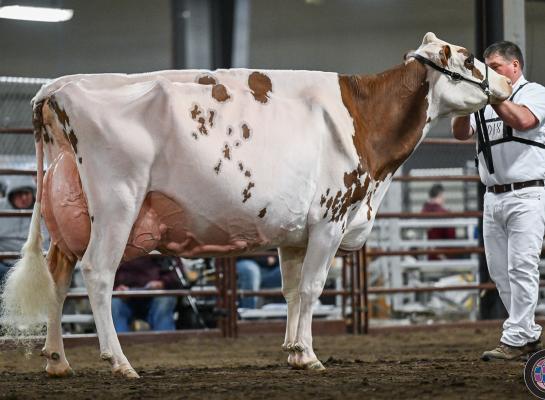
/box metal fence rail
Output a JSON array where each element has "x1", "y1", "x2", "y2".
[{"x1": 1, "y1": 128, "x2": 503, "y2": 338}]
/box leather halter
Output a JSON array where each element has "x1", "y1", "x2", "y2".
[
  {"x1": 408, "y1": 51, "x2": 494, "y2": 173},
  {"x1": 409, "y1": 53, "x2": 491, "y2": 103}
]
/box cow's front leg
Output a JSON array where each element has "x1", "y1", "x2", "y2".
[
  {"x1": 291, "y1": 224, "x2": 342, "y2": 370},
  {"x1": 278, "y1": 247, "x2": 305, "y2": 367},
  {"x1": 42, "y1": 244, "x2": 77, "y2": 377}
]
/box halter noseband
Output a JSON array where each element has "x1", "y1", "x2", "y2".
[{"x1": 409, "y1": 53, "x2": 491, "y2": 103}]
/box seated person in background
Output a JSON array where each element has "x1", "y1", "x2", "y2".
[
  {"x1": 236, "y1": 254, "x2": 281, "y2": 309},
  {"x1": 0, "y1": 177, "x2": 46, "y2": 286},
  {"x1": 112, "y1": 255, "x2": 181, "y2": 332},
  {"x1": 421, "y1": 183, "x2": 456, "y2": 260}
]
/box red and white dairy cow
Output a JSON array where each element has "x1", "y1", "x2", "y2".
[{"x1": 1, "y1": 32, "x2": 511, "y2": 378}]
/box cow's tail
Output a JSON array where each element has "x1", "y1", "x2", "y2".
[{"x1": 0, "y1": 100, "x2": 56, "y2": 339}]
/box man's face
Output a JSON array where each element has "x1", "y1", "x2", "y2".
[
  {"x1": 485, "y1": 53, "x2": 520, "y2": 84},
  {"x1": 11, "y1": 190, "x2": 33, "y2": 209}
]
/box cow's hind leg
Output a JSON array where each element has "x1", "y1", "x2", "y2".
[
  {"x1": 278, "y1": 247, "x2": 305, "y2": 367},
  {"x1": 291, "y1": 224, "x2": 342, "y2": 370},
  {"x1": 80, "y1": 199, "x2": 142, "y2": 379},
  {"x1": 42, "y1": 244, "x2": 77, "y2": 377}
]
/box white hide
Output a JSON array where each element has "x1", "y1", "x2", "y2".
[{"x1": 34, "y1": 69, "x2": 366, "y2": 254}]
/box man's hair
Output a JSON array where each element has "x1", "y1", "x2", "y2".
[
  {"x1": 483, "y1": 41, "x2": 524, "y2": 69},
  {"x1": 429, "y1": 183, "x2": 444, "y2": 199}
]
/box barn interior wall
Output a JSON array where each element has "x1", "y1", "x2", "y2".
[
  {"x1": 0, "y1": 0, "x2": 543, "y2": 170},
  {"x1": 0, "y1": 0, "x2": 173, "y2": 77},
  {"x1": 1, "y1": 1, "x2": 543, "y2": 90},
  {"x1": 526, "y1": 1, "x2": 545, "y2": 83}
]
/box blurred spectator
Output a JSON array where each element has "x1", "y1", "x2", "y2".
[
  {"x1": 237, "y1": 255, "x2": 281, "y2": 308},
  {"x1": 421, "y1": 183, "x2": 456, "y2": 260},
  {"x1": 0, "y1": 177, "x2": 46, "y2": 285},
  {"x1": 111, "y1": 255, "x2": 181, "y2": 332}
]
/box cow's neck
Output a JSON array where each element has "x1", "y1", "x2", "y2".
[{"x1": 338, "y1": 60, "x2": 430, "y2": 181}]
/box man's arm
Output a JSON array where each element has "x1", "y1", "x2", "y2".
[
  {"x1": 492, "y1": 100, "x2": 539, "y2": 131},
  {"x1": 451, "y1": 116, "x2": 474, "y2": 140}
]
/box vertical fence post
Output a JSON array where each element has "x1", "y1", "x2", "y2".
[
  {"x1": 361, "y1": 245, "x2": 369, "y2": 334},
  {"x1": 341, "y1": 254, "x2": 347, "y2": 323},
  {"x1": 215, "y1": 258, "x2": 226, "y2": 337},
  {"x1": 222, "y1": 257, "x2": 230, "y2": 338},
  {"x1": 349, "y1": 252, "x2": 358, "y2": 334},
  {"x1": 226, "y1": 257, "x2": 233, "y2": 338},
  {"x1": 354, "y1": 250, "x2": 362, "y2": 334},
  {"x1": 229, "y1": 256, "x2": 238, "y2": 338}
]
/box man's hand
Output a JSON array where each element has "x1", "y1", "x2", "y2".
[
  {"x1": 114, "y1": 284, "x2": 129, "y2": 291},
  {"x1": 144, "y1": 280, "x2": 165, "y2": 290},
  {"x1": 451, "y1": 116, "x2": 474, "y2": 140}
]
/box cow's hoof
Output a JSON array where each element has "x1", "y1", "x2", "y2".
[
  {"x1": 46, "y1": 366, "x2": 75, "y2": 378},
  {"x1": 287, "y1": 353, "x2": 298, "y2": 367},
  {"x1": 305, "y1": 360, "x2": 326, "y2": 371},
  {"x1": 289, "y1": 361, "x2": 325, "y2": 370},
  {"x1": 113, "y1": 366, "x2": 140, "y2": 379}
]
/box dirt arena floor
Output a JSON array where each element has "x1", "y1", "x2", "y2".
[{"x1": 0, "y1": 327, "x2": 536, "y2": 399}]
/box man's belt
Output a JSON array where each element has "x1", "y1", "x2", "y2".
[{"x1": 486, "y1": 179, "x2": 545, "y2": 194}]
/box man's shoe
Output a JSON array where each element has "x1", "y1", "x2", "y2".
[
  {"x1": 481, "y1": 342, "x2": 526, "y2": 361},
  {"x1": 525, "y1": 338, "x2": 543, "y2": 354}
]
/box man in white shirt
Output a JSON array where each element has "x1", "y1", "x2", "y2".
[{"x1": 452, "y1": 41, "x2": 545, "y2": 361}]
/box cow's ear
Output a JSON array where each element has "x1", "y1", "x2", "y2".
[
  {"x1": 421, "y1": 32, "x2": 437, "y2": 45},
  {"x1": 439, "y1": 45, "x2": 451, "y2": 67}
]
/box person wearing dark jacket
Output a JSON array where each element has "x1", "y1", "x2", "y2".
[
  {"x1": 111, "y1": 255, "x2": 181, "y2": 332},
  {"x1": 0, "y1": 176, "x2": 48, "y2": 285}
]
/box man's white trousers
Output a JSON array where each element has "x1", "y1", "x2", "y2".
[{"x1": 483, "y1": 187, "x2": 545, "y2": 347}]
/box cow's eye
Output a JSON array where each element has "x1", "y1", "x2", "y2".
[{"x1": 464, "y1": 55, "x2": 475, "y2": 68}]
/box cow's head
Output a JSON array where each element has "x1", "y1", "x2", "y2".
[{"x1": 406, "y1": 32, "x2": 512, "y2": 117}]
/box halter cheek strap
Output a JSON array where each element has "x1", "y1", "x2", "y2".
[
  {"x1": 408, "y1": 51, "x2": 494, "y2": 172},
  {"x1": 409, "y1": 53, "x2": 491, "y2": 102}
]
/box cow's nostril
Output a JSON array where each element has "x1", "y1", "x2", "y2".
[{"x1": 507, "y1": 78, "x2": 512, "y2": 85}]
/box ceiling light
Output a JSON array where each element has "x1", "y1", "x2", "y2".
[{"x1": 0, "y1": 5, "x2": 73, "y2": 22}]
